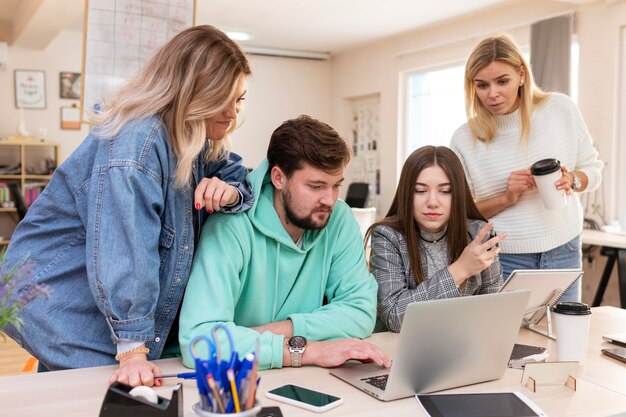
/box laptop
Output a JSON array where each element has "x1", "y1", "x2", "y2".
[
  {"x1": 603, "y1": 333, "x2": 626, "y2": 347},
  {"x1": 329, "y1": 290, "x2": 530, "y2": 401},
  {"x1": 498, "y1": 269, "x2": 582, "y2": 326}
]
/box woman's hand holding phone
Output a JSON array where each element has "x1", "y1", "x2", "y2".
[{"x1": 448, "y1": 223, "x2": 505, "y2": 285}]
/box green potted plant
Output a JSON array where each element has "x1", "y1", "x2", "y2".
[{"x1": 0, "y1": 251, "x2": 50, "y2": 333}]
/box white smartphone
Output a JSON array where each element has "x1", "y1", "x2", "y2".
[
  {"x1": 416, "y1": 392, "x2": 548, "y2": 417},
  {"x1": 265, "y1": 384, "x2": 343, "y2": 413}
]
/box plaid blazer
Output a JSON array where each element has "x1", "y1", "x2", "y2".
[{"x1": 370, "y1": 219, "x2": 503, "y2": 332}]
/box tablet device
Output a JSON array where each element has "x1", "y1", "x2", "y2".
[
  {"x1": 416, "y1": 392, "x2": 547, "y2": 417},
  {"x1": 499, "y1": 269, "x2": 582, "y2": 324}
]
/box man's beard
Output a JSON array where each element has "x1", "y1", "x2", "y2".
[{"x1": 283, "y1": 188, "x2": 332, "y2": 230}]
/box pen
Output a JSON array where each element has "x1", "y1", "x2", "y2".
[
  {"x1": 156, "y1": 371, "x2": 197, "y2": 379},
  {"x1": 235, "y1": 353, "x2": 255, "y2": 388},
  {"x1": 207, "y1": 373, "x2": 226, "y2": 413},
  {"x1": 227, "y1": 368, "x2": 241, "y2": 412},
  {"x1": 245, "y1": 360, "x2": 259, "y2": 410}
]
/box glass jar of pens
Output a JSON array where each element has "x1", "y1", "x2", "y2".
[{"x1": 190, "y1": 324, "x2": 261, "y2": 417}]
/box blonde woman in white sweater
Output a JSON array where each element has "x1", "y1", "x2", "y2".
[{"x1": 450, "y1": 34, "x2": 603, "y2": 302}]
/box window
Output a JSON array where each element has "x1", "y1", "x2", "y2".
[
  {"x1": 404, "y1": 43, "x2": 579, "y2": 162},
  {"x1": 405, "y1": 64, "x2": 465, "y2": 157}
]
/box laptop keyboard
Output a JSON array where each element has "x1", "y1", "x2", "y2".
[{"x1": 361, "y1": 374, "x2": 388, "y2": 391}]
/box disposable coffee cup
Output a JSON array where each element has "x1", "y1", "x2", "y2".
[
  {"x1": 531, "y1": 158, "x2": 566, "y2": 210},
  {"x1": 551, "y1": 302, "x2": 591, "y2": 366}
]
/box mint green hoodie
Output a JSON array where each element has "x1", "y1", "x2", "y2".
[{"x1": 179, "y1": 160, "x2": 377, "y2": 369}]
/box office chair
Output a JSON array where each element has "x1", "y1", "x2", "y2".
[{"x1": 344, "y1": 182, "x2": 369, "y2": 208}]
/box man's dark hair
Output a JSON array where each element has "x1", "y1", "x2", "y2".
[{"x1": 267, "y1": 115, "x2": 350, "y2": 177}]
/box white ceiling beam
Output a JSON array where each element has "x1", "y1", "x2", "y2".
[{"x1": 12, "y1": 0, "x2": 82, "y2": 49}]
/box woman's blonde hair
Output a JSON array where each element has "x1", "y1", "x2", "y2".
[
  {"x1": 464, "y1": 33, "x2": 548, "y2": 143},
  {"x1": 91, "y1": 25, "x2": 251, "y2": 187}
]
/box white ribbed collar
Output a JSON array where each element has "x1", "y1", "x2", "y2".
[{"x1": 495, "y1": 109, "x2": 521, "y2": 133}]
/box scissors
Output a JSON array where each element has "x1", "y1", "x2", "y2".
[
  {"x1": 189, "y1": 324, "x2": 239, "y2": 412},
  {"x1": 189, "y1": 334, "x2": 217, "y2": 410}
]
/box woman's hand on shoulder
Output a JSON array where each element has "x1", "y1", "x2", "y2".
[
  {"x1": 448, "y1": 223, "x2": 505, "y2": 284},
  {"x1": 109, "y1": 354, "x2": 163, "y2": 387},
  {"x1": 503, "y1": 169, "x2": 535, "y2": 205},
  {"x1": 194, "y1": 177, "x2": 239, "y2": 213}
]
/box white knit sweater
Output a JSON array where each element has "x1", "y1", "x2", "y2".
[{"x1": 450, "y1": 93, "x2": 603, "y2": 254}]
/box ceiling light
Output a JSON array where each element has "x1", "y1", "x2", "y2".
[
  {"x1": 225, "y1": 31, "x2": 254, "y2": 42},
  {"x1": 243, "y1": 46, "x2": 330, "y2": 61}
]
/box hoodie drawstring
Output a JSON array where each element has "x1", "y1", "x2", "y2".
[{"x1": 272, "y1": 242, "x2": 280, "y2": 318}]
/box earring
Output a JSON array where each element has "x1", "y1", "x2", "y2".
[{"x1": 520, "y1": 80, "x2": 525, "y2": 86}]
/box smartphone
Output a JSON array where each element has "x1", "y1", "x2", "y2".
[
  {"x1": 265, "y1": 384, "x2": 343, "y2": 413},
  {"x1": 486, "y1": 228, "x2": 499, "y2": 250},
  {"x1": 602, "y1": 347, "x2": 626, "y2": 364}
]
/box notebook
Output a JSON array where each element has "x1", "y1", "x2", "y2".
[
  {"x1": 498, "y1": 269, "x2": 582, "y2": 325},
  {"x1": 329, "y1": 290, "x2": 530, "y2": 401}
]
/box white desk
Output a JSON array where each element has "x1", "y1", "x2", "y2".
[
  {"x1": 582, "y1": 229, "x2": 626, "y2": 307},
  {"x1": 3, "y1": 307, "x2": 626, "y2": 417},
  {"x1": 519, "y1": 306, "x2": 626, "y2": 396}
]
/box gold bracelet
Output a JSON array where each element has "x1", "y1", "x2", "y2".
[{"x1": 115, "y1": 346, "x2": 150, "y2": 361}]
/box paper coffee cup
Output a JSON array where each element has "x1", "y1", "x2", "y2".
[
  {"x1": 551, "y1": 302, "x2": 591, "y2": 366},
  {"x1": 531, "y1": 158, "x2": 566, "y2": 210}
]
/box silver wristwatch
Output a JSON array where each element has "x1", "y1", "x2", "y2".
[
  {"x1": 571, "y1": 172, "x2": 581, "y2": 191},
  {"x1": 288, "y1": 336, "x2": 307, "y2": 367}
]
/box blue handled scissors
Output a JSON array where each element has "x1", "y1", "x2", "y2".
[
  {"x1": 189, "y1": 324, "x2": 239, "y2": 412},
  {"x1": 189, "y1": 334, "x2": 217, "y2": 410}
]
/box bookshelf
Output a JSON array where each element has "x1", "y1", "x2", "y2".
[{"x1": 0, "y1": 139, "x2": 59, "y2": 246}]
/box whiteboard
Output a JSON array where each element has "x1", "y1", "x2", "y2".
[{"x1": 80, "y1": 0, "x2": 196, "y2": 122}]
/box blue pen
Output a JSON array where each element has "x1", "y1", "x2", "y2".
[
  {"x1": 229, "y1": 351, "x2": 240, "y2": 373},
  {"x1": 235, "y1": 353, "x2": 255, "y2": 387},
  {"x1": 194, "y1": 358, "x2": 211, "y2": 410},
  {"x1": 157, "y1": 371, "x2": 197, "y2": 379}
]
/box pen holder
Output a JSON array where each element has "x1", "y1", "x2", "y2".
[
  {"x1": 192, "y1": 400, "x2": 262, "y2": 417},
  {"x1": 99, "y1": 382, "x2": 183, "y2": 417}
]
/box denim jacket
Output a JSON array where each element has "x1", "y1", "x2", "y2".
[{"x1": 3, "y1": 116, "x2": 253, "y2": 369}]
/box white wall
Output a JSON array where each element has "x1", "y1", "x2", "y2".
[
  {"x1": 0, "y1": 31, "x2": 88, "y2": 163},
  {"x1": 2, "y1": 1, "x2": 625, "y2": 219},
  {"x1": 231, "y1": 54, "x2": 331, "y2": 169},
  {"x1": 330, "y1": 0, "x2": 624, "y2": 220},
  {"x1": 0, "y1": 31, "x2": 332, "y2": 170}
]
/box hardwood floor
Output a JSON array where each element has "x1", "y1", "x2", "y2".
[{"x1": 0, "y1": 333, "x2": 36, "y2": 376}]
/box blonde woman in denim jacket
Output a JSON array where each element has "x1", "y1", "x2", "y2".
[{"x1": 3, "y1": 26, "x2": 253, "y2": 387}]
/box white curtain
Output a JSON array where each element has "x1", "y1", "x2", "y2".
[{"x1": 530, "y1": 14, "x2": 573, "y2": 95}]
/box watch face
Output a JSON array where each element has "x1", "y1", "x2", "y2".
[{"x1": 289, "y1": 336, "x2": 307, "y2": 349}]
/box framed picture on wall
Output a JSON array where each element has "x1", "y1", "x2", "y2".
[
  {"x1": 60, "y1": 105, "x2": 81, "y2": 130},
  {"x1": 14, "y1": 69, "x2": 46, "y2": 109},
  {"x1": 59, "y1": 71, "x2": 81, "y2": 99}
]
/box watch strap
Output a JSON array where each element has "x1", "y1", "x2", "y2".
[
  {"x1": 571, "y1": 172, "x2": 581, "y2": 191},
  {"x1": 288, "y1": 336, "x2": 307, "y2": 368},
  {"x1": 291, "y1": 350, "x2": 303, "y2": 367}
]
